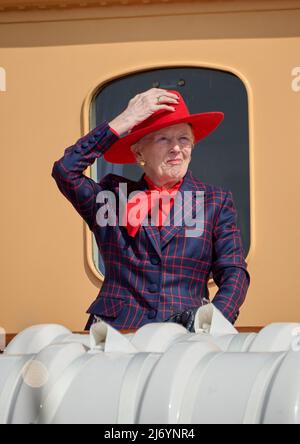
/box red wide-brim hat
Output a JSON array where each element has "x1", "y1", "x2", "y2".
[{"x1": 104, "y1": 90, "x2": 224, "y2": 164}]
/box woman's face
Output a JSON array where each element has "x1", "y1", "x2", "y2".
[{"x1": 131, "y1": 123, "x2": 194, "y2": 187}]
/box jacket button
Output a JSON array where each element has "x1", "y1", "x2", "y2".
[
  {"x1": 150, "y1": 257, "x2": 160, "y2": 265},
  {"x1": 148, "y1": 309, "x2": 157, "y2": 320},
  {"x1": 148, "y1": 283, "x2": 158, "y2": 293}
]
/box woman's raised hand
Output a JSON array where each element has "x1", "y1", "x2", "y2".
[{"x1": 108, "y1": 88, "x2": 179, "y2": 136}]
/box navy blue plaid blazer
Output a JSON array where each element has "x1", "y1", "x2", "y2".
[{"x1": 52, "y1": 121, "x2": 250, "y2": 330}]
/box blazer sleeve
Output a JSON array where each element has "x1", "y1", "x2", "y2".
[
  {"x1": 211, "y1": 190, "x2": 250, "y2": 324},
  {"x1": 51, "y1": 120, "x2": 119, "y2": 232}
]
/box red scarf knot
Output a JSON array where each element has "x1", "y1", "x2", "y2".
[{"x1": 123, "y1": 175, "x2": 183, "y2": 238}]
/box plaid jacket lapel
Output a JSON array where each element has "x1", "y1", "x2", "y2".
[
  {"x1": 159, "y1": 169, "x2": 205, "y2": 250},
  {"x1": 134, "y1": 169, "x2": 205, "y2": 255},
  {"x1": 127, "y1": 173, "x2": 162, "y2": 257}
]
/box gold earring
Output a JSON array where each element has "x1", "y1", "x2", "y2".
[{"x1": 140, "y1": 160, "x2": 146, "y2": 167}]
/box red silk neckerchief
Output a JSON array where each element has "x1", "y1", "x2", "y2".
[{"x1": 123, "y1": 175, "x2": 183, "y2": 238}]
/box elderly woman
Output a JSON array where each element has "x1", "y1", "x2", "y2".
[{"x1": 52, "y1": 88, "x2": 250, "y2": 332}]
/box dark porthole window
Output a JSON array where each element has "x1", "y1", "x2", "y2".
[{"x1": 90, "y1": 67, "x2": 250, "y2": 278}]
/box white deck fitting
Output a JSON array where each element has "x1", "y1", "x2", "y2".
[{"x1": 1, "y1": 305, "x2": 299, "y2": 424}]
